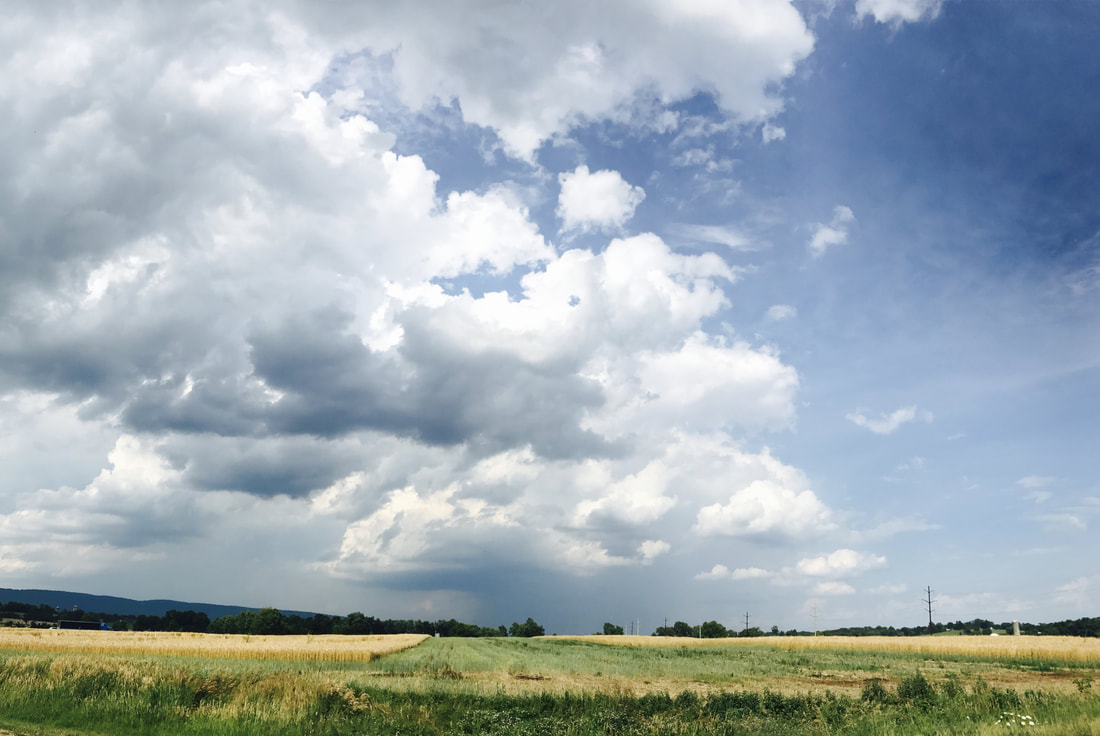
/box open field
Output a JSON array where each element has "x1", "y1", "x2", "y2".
[
  {"x1": 556, "y1": 634, "x2": 1100, "y2": 664},
  {"x1": 0, "y1": 629, "x2": 428, "y2": 662},
  {"x1": 2, "y1": 634, "x2": 1099, "y2": 735},
  {"x1": 354, "y1": 635, "x2": 1100, "y2": 698}
]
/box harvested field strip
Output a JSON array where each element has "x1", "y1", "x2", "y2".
[
  {"x1": 0, "y1": 629, "x2": 428, "y2": 662},
  {"x1": 553, "y1": 634, "x2": 1100, "y2": 663}
]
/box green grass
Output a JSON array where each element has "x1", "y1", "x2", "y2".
[
  {"x1": 361, "y1": 637, "x2": 1096, "y2": 686},
  {"x1": 2, "y1": 638, "x2": 1099, "y2": 735}
]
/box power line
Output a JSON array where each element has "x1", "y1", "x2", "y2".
[{"x1": 923, "y1": 586, "x2": 936, "y2": 633}]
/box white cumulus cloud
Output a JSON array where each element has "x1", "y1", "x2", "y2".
[
  {"x1": 814, "y1": 581, "x2": 855, "y2": 595},
  {"x1": 762, "y1": 122, "x2": 786, "y2": 143},
  {"x1": 695, "y1": 480, "x2": 835, "y2": 539},
  {"x1": 639, "y1": 539, "x2": 671, "y2": 563},
  {"x1": 855, "y1": 0, "x2": 944, "y2": 26},
  {"x1": 557, "y1": 165, "x2": 646, "y2": 233},
  {"x1": 350, "y1": 0, "x2": 815, "y2": 158},
  {"x1": 847, "y1": 405, "x2": 933, "y2": 435},
  {"x1": 695, "y1": 564, "x2": 774, "y2": 581},
  {"x1": 765, "y1": 304, "x2": 797, "y2": 322},
  {"x1": 809, "y1": 205, "x2": 856, "y2": 257},
  {"x1": 796, "y1": 549, "x2": 887, "y2": 577}
]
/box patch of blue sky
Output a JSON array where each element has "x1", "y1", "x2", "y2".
[
  {"x1": 793, "y1": 2, "x2": 1100, "y2": 265},
  {"x1": 318, "y1": 3, "x2": 1098, "y2": 609}
]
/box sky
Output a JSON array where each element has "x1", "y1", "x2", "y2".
[{"x1": 1, "y1": 0, "x2": 1098, "y2": 635}]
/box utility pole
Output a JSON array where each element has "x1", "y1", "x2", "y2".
[
  {"x1": 812, "y1": 604, "x2": 818, "y2": 637},
  {"x1": 923, "y1": 586, "x2": 936, "y2": 634}
]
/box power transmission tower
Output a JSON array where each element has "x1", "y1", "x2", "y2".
[
  {"x1": 812, "y1": 604, "x2": 818, "y2": 637},
  {"x1": 923, "y1": 586, "x2": 936, "y2": 633},
  {"x1": 743, "y1": 612, "x2": 750, "y2": 632}
]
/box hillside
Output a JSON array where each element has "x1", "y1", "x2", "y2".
[{"x1": 0, "y1": 588, "x2": 317, "y2": 620}]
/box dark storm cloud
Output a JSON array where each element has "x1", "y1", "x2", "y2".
[
  {"x1": 247, "y1": 309, "x2": 612, "y2": 459},
  {"x1": 164, "y1": 435, "x2": 364, "y2": 498},
  {"x1": 395, "y1": 315, "x2": 612, "y2": 459},
  {"x1": 122, "y1": 375, "x2": 269, "y2": 437},
  {"x1": 0, "y1": 311, "x2": 194, "y2": 405},
  {"x1": 69, "y1": 506, "x2": 205, "y2": 549},
  {"x1": 246, "y1": 309, "x2": 410, "y2": 436}
]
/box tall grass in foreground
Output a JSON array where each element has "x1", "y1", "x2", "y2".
[{"x1": 1, "y1": 651, "x2": 1099, "y2": 736}]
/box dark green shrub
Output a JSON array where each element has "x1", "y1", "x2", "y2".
[
  {"x1": 705, "y1": 690, "x2": 762, "y2": 716},
  {"x1": 897, "y1": 672, "x2": 936, "y2": 706},
  {"x1": 861, "y1": 678, "x2": 893, "y2": 705},
  {"x1": 674, "y1": 688, "x2": 700, "y2": 714},
  {"x1": 941, "y1": 673, "x2": 964, "y2": 700},
  {"x1": 636, "y1": 692, "x2": 674, "y2": 716},
  {"x1": 990, "y1": 687, "x2": 1021, "y2": 711},
  {"x1": 764, "y1": 691, "x2": 817, "y2": 719},
  {"x1": 820, "y1": 690, "x2": 853, "y2": 728}
]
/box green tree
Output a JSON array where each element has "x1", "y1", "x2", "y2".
[
  {"x1": 307, "y1": 614, "x2": 333, "y2": 635},
  {"x1": 671, "y1": 621, "x2": 693, "y2": 637},
  {"x1": 699, "y1": 620, "x2": 728, "y2": 638},
  {"x1": 133, "y1": 614, "x2": 164, "y2": 632},
  {"x1": 509, "y1": 618, "x2": 545, "y2": 637},
  {"x1": 337, "y1": 612, "x2": 372, "y2": 635},
  {"x1": 602, "y1": 622, "x2": 624, "y2": 635},
  {"x1": 164, "y1": 609, "x2": 210, "y2": 633},
  {"x1": 251, "y1": 608, "x2": 287, "y2": 635}
]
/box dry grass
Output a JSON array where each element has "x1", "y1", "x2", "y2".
[
  {"x1": 0, "y1": 653, "x2": 377, "y2": 724},
  {"x1": 0, "y1": 629, "x2": 428, "y2": 662},
  {"x1": 552, "y1": 634, "x2": 1100, "y2": 663}
]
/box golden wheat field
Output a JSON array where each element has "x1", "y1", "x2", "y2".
[
  {"x1": 553, "y1": 634, "x2": 1100, "y2": 663},
  {"x1": 0, "y1": 629, "x2": 428, "y2": 662}
]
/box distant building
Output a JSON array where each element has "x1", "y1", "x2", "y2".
[{"x1": 58, "y1": 620, "x2": 106, "y2": 631}]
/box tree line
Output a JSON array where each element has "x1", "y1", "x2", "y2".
[
  {"x1": 628, "y1": 616, "x2": 1100, "y2": 638},
  {"x1": 805, "y1": 617, "x2": 1100, "y2": 637},
  {"x1": 4, "y1": 599, "x2": 1097, "y2": 638},
  {"x1": 0, "y1": 600, "x2": 545, "y2": 638},
  {"x1": 645, "y1": 620, "x2": 769, "y2": 638}
]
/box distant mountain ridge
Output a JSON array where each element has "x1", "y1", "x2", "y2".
[{"x1": 0, "y1": 588, "x2": 319, "y2": 620}]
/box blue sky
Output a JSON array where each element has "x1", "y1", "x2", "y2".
[{"x1": 0, "y1": 0, "x2": 1097, "y2": 634}]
